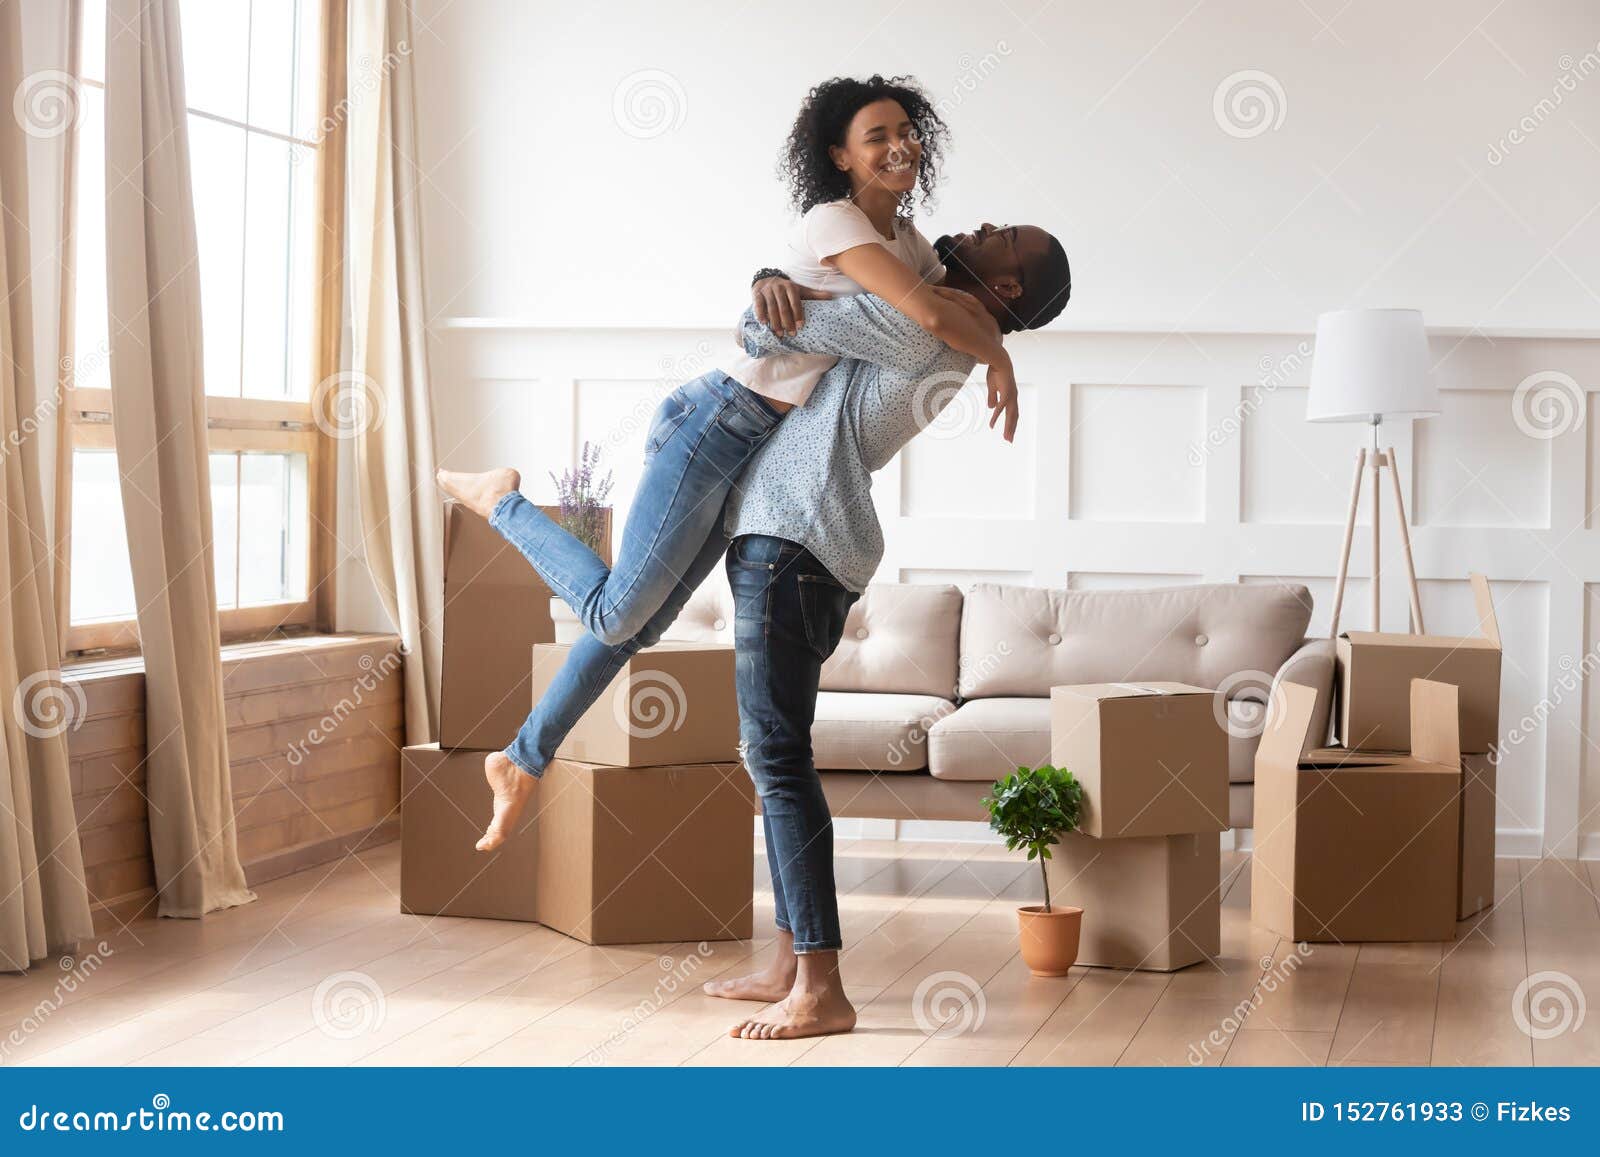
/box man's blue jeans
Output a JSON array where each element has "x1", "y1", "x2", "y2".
[
  {"x1": 491, "y1": 371, "x2": 782, "y2": 775},
  {"x1": 726, "y1": 534, "x2": 858, "y2": 954}
]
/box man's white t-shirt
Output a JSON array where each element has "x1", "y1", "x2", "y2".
[{"x1": 721, "y1": 199, "x2": 945, "y2": 407}]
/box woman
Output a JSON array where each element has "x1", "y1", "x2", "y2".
[{"x1": 437, "y1": 74, "x2": 1020, "y2": 851}]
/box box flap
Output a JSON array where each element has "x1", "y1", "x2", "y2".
[
  {"x1": 1258, "y1": 681, "x2": 1320, "y2": 768},
  {"x1": 1470, "y1": 572, "x2": 1501, "y2": 648},
  {"x1": 1408, "y1": 678, "x2": 1461, "y2": 770}
]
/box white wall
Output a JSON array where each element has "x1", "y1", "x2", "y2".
[
  {"x1": 411, "y1": 0, "x2": 1600, "y2": 332},
  {"x1": 411, "y1": 1, "x2": 1600, "y2": 855}
]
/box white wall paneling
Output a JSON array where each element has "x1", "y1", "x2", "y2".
[
  {"x1": 1068, "y1": 572, "x2": 1204, "y2": 591},
  {"x1": 431, "y1": 322, "x2": 1600, "y2": 856}
]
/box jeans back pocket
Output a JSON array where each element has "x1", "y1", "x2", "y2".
[
  {"x1": 715, "y1": 394, "x2": 778, "y2": 445},
  {"x1": 645, "y1": 390, "x2": 697, "y2": 459},
  {"x1": 797, "y1": 573, "x2": 856, "y2": 661}
]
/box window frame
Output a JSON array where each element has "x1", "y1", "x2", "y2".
[{"x1": 55, "y1": 0, "x2": 345, "y2": 659}]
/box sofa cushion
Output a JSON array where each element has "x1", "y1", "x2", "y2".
[
  {"x1": 927, "y1": 697, "x2": 1051, "y2": 782},
  {"x1": 660, "y1": 566, "x2": 735, "y2": 645},
  {"x1": 820, "y1": 583, "x2": 962, "y2": 698},
  {"x1": 812, "y1": 691, "x2": 955, "y2": 772},
  {"x1": 957, "y1": 582, "x2": 1313, "y2": 700}
]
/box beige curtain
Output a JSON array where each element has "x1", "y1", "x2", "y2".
[
  {"x1": 347, "y1": 0, "x2": 444, "y2": 745},
  {"x1": 103, "y1": 0, "x2": 253, "y2": 918},
  {"x1": 0, "y1": 0, "x2": 96, "y2": 970}
]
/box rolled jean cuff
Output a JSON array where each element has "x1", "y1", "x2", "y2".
[
  {"x1": 500, "y1": 746, "x2": 543, "y2": 778},
  {"x1": 792, "y1": 938, "x2": 841, "y2": 955},
  {"x1": 487, "y1": 490, "x2": 521, "y2": 528}
]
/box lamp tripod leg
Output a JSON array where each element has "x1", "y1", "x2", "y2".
[{"x1": 1328, "y1": 447, "x2": 1367, "y2": 641}]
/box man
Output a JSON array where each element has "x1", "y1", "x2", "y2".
[
  {"x1": 703, "y1": 223, "x2": 1071, "y2": 1039},
  {"x1": 451, "y1": 221, "x2": 1068, "y2": 1037}
]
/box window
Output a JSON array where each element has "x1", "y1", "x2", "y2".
[{"x1": 62, "y1": 0, "x2": 337, "y2": 654}]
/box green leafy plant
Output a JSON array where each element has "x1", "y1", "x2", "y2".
[{"x1": 981, "y1": 765, "x2": 1084, "y2": 912}]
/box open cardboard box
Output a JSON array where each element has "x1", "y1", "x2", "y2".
[
  {"x1": 529, "y1": 641, "x2": 738, "y2": 768},
  {"x1": 438, "y1": 500, "x2": 611, "y2": 750},
  {"x1": 1253, "y1": 679, "x2": 1463, "y2": 942},
  {"x1": 1050, "y1": 682, "x2": 1229, "y2": 838},
  {"x1": 1336, "y1": 572, "x2": 1501, "y2": 753}
]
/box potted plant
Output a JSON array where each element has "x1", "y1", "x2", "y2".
[
  {"x1": 982, "y1": 765, "x2": 1085, "y2": 977},
  {"x1": 548, "y1": 441, "x2": 614, "y2": 643}
]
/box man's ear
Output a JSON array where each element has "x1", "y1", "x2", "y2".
[{"x1": 988, "y1": 276, "x2": 1024, "y2": 302}]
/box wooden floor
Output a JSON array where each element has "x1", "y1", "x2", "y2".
[{"x1": 2, "y1": 838, "x2": 1597, "y2": 1066}]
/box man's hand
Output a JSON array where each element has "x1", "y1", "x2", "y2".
[
  {"x1": 986, "y1": 360, "x2": 1019, "y2": 443},
  {"x1": 753, "y1": 277, "x2": 832, "y2": 338}
]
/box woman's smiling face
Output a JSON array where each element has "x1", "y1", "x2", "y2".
[{"x1": 828, "y1": 98, "x2": 921, "y2": 199}]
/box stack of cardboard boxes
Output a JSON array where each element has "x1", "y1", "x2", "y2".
[
  {"x1": 1046, "y1": 683, "x2": 1231, "y2": 971},
  {"x1": 401, "y1": 502, "x2": 754, "y2": 945},
  {"x1": 1251, "y1": 573, "x2": 1502, "y2": 942}
]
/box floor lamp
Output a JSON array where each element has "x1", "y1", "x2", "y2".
[{"x1": 1306, "y1": 308, "x2": 1439, "y2": 637}]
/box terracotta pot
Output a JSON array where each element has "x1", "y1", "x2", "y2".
[{"x1": 1017, "y1": 905, "x2": 1083, "y2": 976}]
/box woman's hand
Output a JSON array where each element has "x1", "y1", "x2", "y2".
[
  {"x1": 935, "y1": 287, "x2": 1014, "y2": 440},
  {"x1": 986, "y1": 358, "x2": 1019, "y2": 443},
  {"x1": 752, "y1": 277, "x2": 832, "y2": 338}
]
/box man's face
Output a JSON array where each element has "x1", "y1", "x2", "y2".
[
  {"x1": 935, "y1": 223, "x2": 1052, "y2": 286},
  {"x1": 935, "y1": 224, "x2": 1055, "y2": 326}
]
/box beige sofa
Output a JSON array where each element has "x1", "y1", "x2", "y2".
[{"x1": 666, "y1": 578, "x2": 1334, "y2": 830}]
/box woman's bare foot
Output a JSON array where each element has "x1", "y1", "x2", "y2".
[
  {"x1": 729, "y1": 950, "x2": 855, "y2": 1040},
  {"x1": 476, "y1": 752, "x2": 536, "y2": 852},
  {"x1": 436, "y1": 467, "x2": 521, "y2": 518},
  {"x1": 704, "y1": 931, "x2": 798, "y2": 1002}
]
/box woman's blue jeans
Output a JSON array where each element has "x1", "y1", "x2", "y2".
[{"x1": 491, "y1": 371, "x2": 782, "y2": 776}]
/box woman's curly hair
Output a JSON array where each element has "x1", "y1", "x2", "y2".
[{"x1": 780, "y1": 75, "x2": 950, "y2": 218}]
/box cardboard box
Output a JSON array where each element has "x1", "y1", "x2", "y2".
[
  {"x1": 400, "y1": 743, "x2": 538, "y2": 922},
  {"x1": 438, "y1": 499, "x2": 611, "y2": 751},
  {"x1": 1050, "y1": 682, "x2": 1229, "y2": 838},
  {"x1": 1252, "y1": 680, "x2": 1462, "y2": 942},
  {"x1": 535, "y1": 759, "x2": 754, "y2": 945},
  {"x1": 529, "y1": 641, "x2": 738, "y2": 768},
  {"x1": 1336, "y1": 572, "x2": 1501, "y2": 753},
  {"x1": 1458, "y1": 751, "x2": 1496, "y2": 920},
  {"x1": 1042, "y1": 830, "x2": 1222, "y2": 971}
]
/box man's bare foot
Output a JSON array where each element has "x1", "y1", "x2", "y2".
[
  {"x1": 729, "y1": 987, "x2": 856, "y2": 1040},
  {"x1": 436, "y1": 467, "x2": 521, "y2": 519},
  {"x1": 730, "y1": 950, "x2": 855, "y2": 1040},
  {"x1": 477, "y1": 752, "x2": 536, "y2": 852},
  {"x1": 704, "y1": 931, "x2": 798, "y2": 1002}
]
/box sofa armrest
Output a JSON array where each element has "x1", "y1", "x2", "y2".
[{"x1": 1271, "y1": 636, "x2": 1336, "y2": 750}]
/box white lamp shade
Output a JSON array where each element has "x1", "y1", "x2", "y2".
[{"x1": 1306, "y1": 308, "x2": 1438, "y2": 423}]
